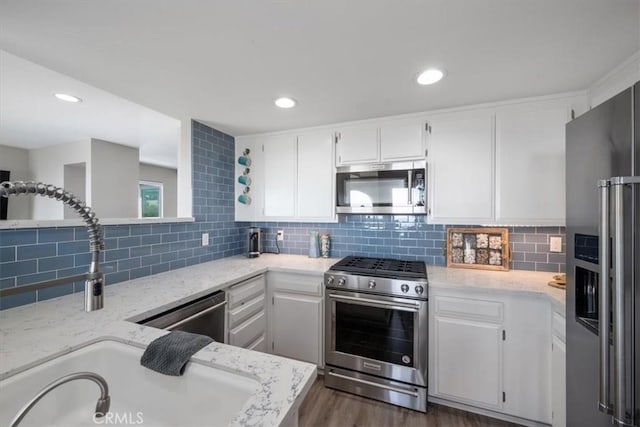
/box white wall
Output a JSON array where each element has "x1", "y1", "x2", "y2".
[
  {"x1": 587, "y1": 50, "x2": 640, "y2": 108},
  {"x1": 28, "y1": 140, "x2": 91, "y2": 220},
  {"x1": 139, "y1": 163, "x2": 177, "y2": 218},
  {"x1": 90, "y1": 139, "x2": 139, "y2": 218},
  {"x1": 178, "y1": 119, "x2": 192, "y2": 218},
  {"x1": 63, "y1": 163, "x2": 87, "y2": 219},
  {"x1": 0, "y1": 144, "x2": 32, "y2": 219}
]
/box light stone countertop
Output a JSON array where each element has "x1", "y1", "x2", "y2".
[
  {"x1": 426, "y1": 265, "x2": 566, "y2": 313},
  {"x1": 0, "y1": 253, "x2": 565, "y2": 426}
]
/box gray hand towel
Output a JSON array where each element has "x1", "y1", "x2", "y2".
[{"x1": 140, "y1": 330, "x2": 213, "y2": 376}]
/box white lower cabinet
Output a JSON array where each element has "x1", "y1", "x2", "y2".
[
  {"x1": 227, "y1": 275, "x2": 267, "y2": 351},
  {"x1": 551, "y1": 311, "x2": 566, "y2": 427},
  {"x1": 431, "y1": 294, "x2": 505, "y2": 410},
  {"x1": 430, "y1": 288, "x2": 551, "y2": 424},
  {"x1": 433, "y1": 316, "x2": 503, "y2": 409},
  {"x1": 267, "y1": 271, "x2": 323, "y2": 367}
]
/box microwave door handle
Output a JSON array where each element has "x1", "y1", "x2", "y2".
[
  {"x1": 597, "y1": 179, "x2": 612, "y2": 414},
  {"x1": 407, "y1": 170, "x2": 413, "y2": 206}
]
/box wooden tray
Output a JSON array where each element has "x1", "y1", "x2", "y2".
[{"x1": 447, "y1": 227, "x2": 510, "y2": 271}]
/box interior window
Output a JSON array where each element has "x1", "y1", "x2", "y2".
[{"x1": 139, "y1": 181, "x2": 163, "y2": 218}]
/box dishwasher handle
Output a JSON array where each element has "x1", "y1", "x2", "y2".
[{"x1": 165, "y1": 300, "x2": 227, "y2": 331}]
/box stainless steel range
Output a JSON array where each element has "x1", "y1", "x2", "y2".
[{"x1": 324, "y1": 256, "x2": 428, "y2": 412}]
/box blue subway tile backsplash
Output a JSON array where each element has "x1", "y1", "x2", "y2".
[
  {"x1": 252, "y1": 220, "x2": 565, "y2": 273},
  {"x1": 0, "y1": 119, "x2": 566, "y2": 310}
]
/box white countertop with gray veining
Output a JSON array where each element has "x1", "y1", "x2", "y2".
[
  {"x1": 0, "y1": 254, "x2": 335, "y2": 427},
  {"x1": 426, "y1": 265, "x2": 566, "y2": 313},
  {"x1": 0, "y1": 253, "x2": 565, "y2": 426}
]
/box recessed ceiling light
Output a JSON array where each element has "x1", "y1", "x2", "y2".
[
  {"x1": 416, "y1": 69, "x2": 445, "y2": 85},
  {"x1": 274, "y1": 97, "x2": 296, "y2": 109},
  {"x1": 54, "y1": 93, "x2": 82, "y2": 103}
]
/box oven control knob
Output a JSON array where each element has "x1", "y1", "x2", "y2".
[
  {"x1": 326, "y1": 276, "x2": 335, "y2": 286},
  {"x1": 414, "y1": 285, "x2": 424, "y2": 295},
  {"x1": 338, "y1": 278, "x2": 346, "y2": 286},
  {"x1": 368, "y1": 280, "x2": 376, "y2": 289},
  {"x1": 401, "y1": 284, "x2": 409, "y2": 293}
]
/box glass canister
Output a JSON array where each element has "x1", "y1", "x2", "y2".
[
  {"x1": 320, "y1": 233, "x2": 330, "y2": 258},
  {"x1": 309, "y1": 231, "x2": 320, "y2": 258}
]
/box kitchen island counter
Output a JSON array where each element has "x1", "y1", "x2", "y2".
[{"x1": 0, "y1": 254, "x2": 334, "y2": 427}]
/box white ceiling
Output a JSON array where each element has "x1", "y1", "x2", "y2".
[
  {"x1": 0, "y1": 0, "x2": 638, "y2": 139},
  {"x1": 0, "y1": 51, "x2": 181, "y2": 168}
]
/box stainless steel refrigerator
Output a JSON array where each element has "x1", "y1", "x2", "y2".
[{"x1": 566, "y1": 81, "x2": 639, "y2": 427}]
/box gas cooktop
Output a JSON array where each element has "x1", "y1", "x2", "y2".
[{"x1": 328, "y1": 256, "x2": 427, "y2": 280}]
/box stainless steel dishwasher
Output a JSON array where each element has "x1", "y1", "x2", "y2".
[{"x1": 137, "y1": 290, "x2": 227, "y2": 343}]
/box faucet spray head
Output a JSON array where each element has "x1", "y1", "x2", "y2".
[{"x1": 94, "y1": 395, "x2": 111, "y2": 418}]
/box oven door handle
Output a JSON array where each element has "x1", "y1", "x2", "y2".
[
  {"x1": 328, "y1": 371, "x2": 420, "y2": 397},
  {"x1": 328, "y1": 293, "x2": 420, "y2": 312}
]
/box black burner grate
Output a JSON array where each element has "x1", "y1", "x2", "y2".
[{"x1": 331, "y1": 256, "x2": 427, "y2": 279}]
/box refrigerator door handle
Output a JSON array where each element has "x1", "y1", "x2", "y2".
[
  {"x1": 598, "y1": 179, "x2": 612, "y2": 414},
  {"x1": 610, "y1": 176, "x2": 640, "y2": 427}
]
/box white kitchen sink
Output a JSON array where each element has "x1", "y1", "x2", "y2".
[{"x1": 0, "y1": 339, "x2": 260, "y2": 427}]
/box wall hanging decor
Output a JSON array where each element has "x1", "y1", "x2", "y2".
[
  {"x1": 237, "y1": 149, "x2": 252, "y2": 205},
  {"x1": 446, "y1": 227, "x2": 510, "y2": 271}
]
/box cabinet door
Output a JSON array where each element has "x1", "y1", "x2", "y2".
[
  {"x1": 335, "y1": 124, "x2": 378, "y2": 165},
  {"x1": 428, "y1": 112, "x2": 495, "y2": 224},
  {"x1": 297, "y1": 130, "x2": 335, "y2": 220},
  {"x1": 552, "y1": 335, "x2": 566, "y2": 427},
  {"x1": 502, "y1": 295, "x2": 551, "y2": 423},
  {"x1": 432, "y1": 316, "x2": 503, "y2": 410},
  {"x1": 263, "y1": 134, "x2": 297, "y2": 218},
  {"x1": 271, "y1": 292, "x2": 322, "y2": 366},
  {"x1": 495, "y1": 104, "x2": 568, "y2": 225},
  {"x1": 380, "y1": 118, "x2": 426, "y2": 161}
]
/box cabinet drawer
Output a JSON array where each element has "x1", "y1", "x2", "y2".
[
  {"x1": 228, "y1": 275, "x2": 265, "y2": 309},
  {"x1": 229, "y1": 311, "x2": 266, "y2": 348},
  {"x1": 247, "y1": 333, "x2": 267, "y2": 352},
  {"x1": 434, "y1": 295, "x2": 504, "y2": 323},
  {"x1": 268, "y1": 271, "x2": 322, "y2": 296},
  {"x1": 553, "y1": 311, "x2": 566, "y2": 343},
  {"x1": 228, "y1": 294, "x2": 265, "y2": 329}
]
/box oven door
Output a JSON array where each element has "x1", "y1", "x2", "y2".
[{"x1": 325, "y1": 289, "x2": 427, "y2": 387}]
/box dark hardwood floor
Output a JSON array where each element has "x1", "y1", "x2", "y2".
[{"x1": 298, "y1": 378, "x2": 519, "y2": 427}]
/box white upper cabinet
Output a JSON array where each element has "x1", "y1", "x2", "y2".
[
  {"x1": 495, "y1": 102, "x2": 570, "y2": 225},
  {"x1": 428, "y1": 112, "x2": 495, "y2": 224},
  {"x1": 335, "y1": 124, "x2": 378, "y2": 165},
  {"x1": 297, "y1": 130, "x2": 335, "y2": 220},
  {"x1": 336, "y1": 118, "x2": 426, "y2": 166},
  {"x1": 263, "y1": 134, "x2": 297, "y2": 218},
  {"x1": 379, "y1": 118, "x2": 426, "y2": 161},
  {"x1": 236, "y1": 130, "x2": 335, "y2": 222}
]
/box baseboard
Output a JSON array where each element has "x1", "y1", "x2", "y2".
[{"x1": 428, "y1": 395, "x2": 550, "y2": 427}]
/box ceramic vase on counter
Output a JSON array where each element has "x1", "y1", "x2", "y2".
[
  {"x1": 321, "y1": 233, "x2": 330, "y2": 258},
  {"x1": 309, "y1": 231, "x2": 320, "y2": 258}
]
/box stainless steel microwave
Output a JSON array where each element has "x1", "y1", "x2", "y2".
[{"x1": 336, "y1": 160, "x2": 427, "y2": 214}]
